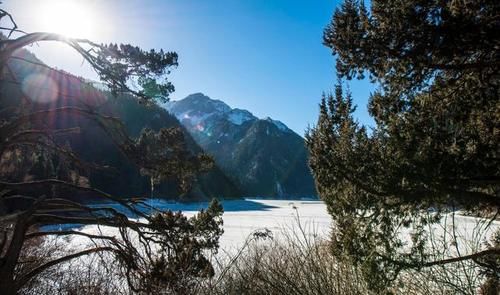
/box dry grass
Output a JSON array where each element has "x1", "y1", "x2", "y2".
[{"x1": 204, "y1": 219, "x2": 369, "y2": 295}]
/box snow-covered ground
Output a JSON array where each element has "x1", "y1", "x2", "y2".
[
  {"x1": 210, "y1": 199, "x2": 331, "y2": 250},
  {"x1": 71, "y1": 199, "x2": 332, "y2": 252},
  {"x1": 64, "y1": 199, "x2": 498, "y2": 258}
]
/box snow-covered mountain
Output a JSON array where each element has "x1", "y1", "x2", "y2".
[{"x1": 166, "y1": 93, "x2": 317, "y2": 198}]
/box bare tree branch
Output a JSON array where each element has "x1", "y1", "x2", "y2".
[
  {"x1": 15, "y1": 246, "x2": 114, "y2": 290},
  {"x1": 25, "y1": 230, "x2": 117, "y2": 242}
]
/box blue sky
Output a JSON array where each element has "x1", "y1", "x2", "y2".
[{"x1": 3, "y1": 0, "x2": 375, "y2": 135}]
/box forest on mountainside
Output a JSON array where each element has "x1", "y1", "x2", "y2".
[{"x1": 0, "y1": 47, "x2": 241, "y2": 202}]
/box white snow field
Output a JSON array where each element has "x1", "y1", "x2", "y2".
[
  {"x1": 63, "y1": 199, "x2": 332, "y2": 253},
  {"x1": 210, "y1": 199, "x2": 331, "y2": 250},
  {"x1": 66, "y1": 198, "x2": 498, "y2": 256}
]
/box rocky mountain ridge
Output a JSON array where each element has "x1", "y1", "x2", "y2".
[{"x1": 166, "y1": 93, "x2": 317, "y2": 198}]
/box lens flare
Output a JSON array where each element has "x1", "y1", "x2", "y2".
[
  {"x1": 195, "y1": 124, "x2": 205, "y2": 132},
  {"x1": 21, "y1": 73, "x2": 59, "y2": 104}
]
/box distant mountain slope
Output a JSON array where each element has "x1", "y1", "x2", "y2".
[
  {"x1": 167, "y1": 93, "x2": 317, "y2": 198},
  {"x1": 0, "y1": 51, "x2": 241, "y2": 201}
]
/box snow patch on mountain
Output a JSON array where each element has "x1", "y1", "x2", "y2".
[
  {"x1": 164, "y1": 93, "x2": 317, "y2": 197},
  {"x1": 213, "y1": 100, "x2": 231, "y2": 113},
  {"x1": 166, "y1": 93, "x2": 293, "y2": 134},
  {"x1": 227, "y1": 109, "x2": 256, "y2": 125},
  {"x1": 265, "y1": 117, "x2": 291, "y2": 132},
  {"x1": 178, "y1": 111, "x2": 215, "y2": 126}
]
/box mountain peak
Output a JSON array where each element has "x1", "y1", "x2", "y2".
[
  {"x1": 185, "y1": 93, "x2": 230, "y2": 110},
  {"x1": 165, "y1": 93, "x2": 317, "y2": 198},
  {"x1": 183, "y1": 92, "x2": 211, "y2": 102},
  {"x1": 167, "y1": 93, "x2": 292, "y2": 131},
  {"x1": 169, "y1": 93, "x2": 232, "y2": 117},
  {"x1": 167, "y1": 93, "x2": 259, "y2": 128}
]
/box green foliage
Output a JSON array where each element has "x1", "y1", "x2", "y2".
[
  {"x1": 129, "y1": 127, "x2": 214, "y2": 192},
  {"x1": 123, "y1": 199, "x2": 224, "y2": 293},
  {"x1": 308, "y1": 0, "x2": 499, "y2": 291},
  {"x1": 138, "y1": 76, "x2": 171, "y2": 102},
  {"x1": 93, "y1": 43, "x2": 177, "y2": 103}
]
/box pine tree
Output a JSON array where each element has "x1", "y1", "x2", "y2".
[{"x1": 307, "y1": 0, "x2": 499, "y2": 290}]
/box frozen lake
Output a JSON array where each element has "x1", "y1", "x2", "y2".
[
  {"x1": 175, "y1": 199, "x2": 332, "y2": 251},
  {"x1": 62, "y1": 199, "x2": 332, "y2": 253},
  {"x1": 64, "y1": 198, "x2": 498, "y2": 258}
]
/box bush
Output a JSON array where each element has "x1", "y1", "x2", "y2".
[{"x1": 206, "y1": 220, "x2": 369, "y2": 295}]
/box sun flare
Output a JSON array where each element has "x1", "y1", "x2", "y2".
[{"x1": 38, "y1": 0, "x2": 94, "y2": 38}]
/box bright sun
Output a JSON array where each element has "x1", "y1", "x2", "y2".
[{"x1": 38, "y1": 0, "x2": 94, "y2": 38}]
